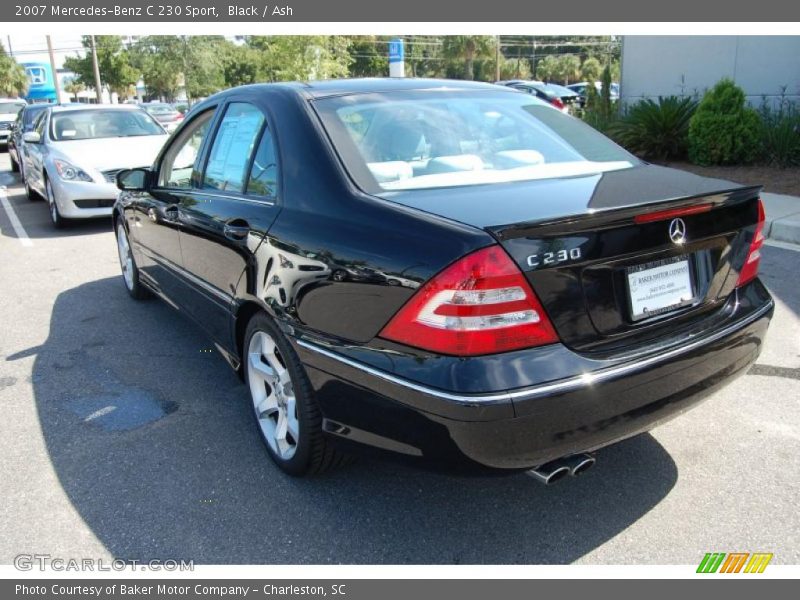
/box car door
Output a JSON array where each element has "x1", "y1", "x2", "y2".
[
  {"x1": 130, "y1": 107, "x2": 217, "y2": 305},
  {"x1": 176, "y1": 100, "x2": 281, "y2": 348},
  {"x1": 23, "y1": 111, "x2": 48, "y2": 195}
]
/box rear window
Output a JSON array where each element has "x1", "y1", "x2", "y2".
[{"x1": 314, "y1": 90, "x2": 637, "y2": 192}]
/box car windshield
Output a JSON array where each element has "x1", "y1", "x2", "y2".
[
  {"x1": 144, "y1": 104, "x2": 176, "y2": 115},
  {"x1": 50, "y1": 109, "x2": 164, "y2": 141},
  {"x1": 0, "y1": 101, "x2": 26, "y2": 114},
  {"x1": 315, "y1": 90, "x2": 637, "y2": 192}
]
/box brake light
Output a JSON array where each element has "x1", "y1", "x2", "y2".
[
  {"x1": 634, "y1": 203, "x2": 713, "y2": 224},
  {"x1": 550, "y1": 97, "x2": 565, "y2": 110},
  {"x1": 736, "y1": 198, "x2": 766, "y2": 287},
  {"x1": 380, "y1": 246, "x2": 558, "y2": 356}
]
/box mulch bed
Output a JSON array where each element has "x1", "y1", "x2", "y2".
[{"x1": 655, "y1": 161, "x2": 800, "y2": 197}]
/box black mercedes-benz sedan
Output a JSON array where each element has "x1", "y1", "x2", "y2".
[{"x1": 113, "y1": 79, "x2": 773, "y2": 481}]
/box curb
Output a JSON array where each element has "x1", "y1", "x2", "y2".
[{"x1": 761, "y1": 193, "x2": 800, "y2": 246}]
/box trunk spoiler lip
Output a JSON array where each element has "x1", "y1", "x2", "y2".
[{"x1": 486, "y1": 184, "x2": 763, "y2": 240}]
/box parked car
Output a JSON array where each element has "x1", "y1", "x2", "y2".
[
  {"x1": 0, "y1": 98, "x2": 27, "y2": 149},
  {"x1": 114, "y1": 79, "x2": 773, "y2": 480},
  {"x1": 540, "y1": 82, "x2": 581, "y2": 107},
  {"x1": 567, "y1": 81, "x2": 620, "y2": 107},
  {"x1": 496, "y1": 80, "x2": 571, "y2": 113},
  {"x1": 8, "y1": 103, "x2": 48, "y2": 173},
  {"x1": 22, "y1": 104, "x2": 169, "y2": 228},
  {"x1": 141, "y1": 102, "x2": 184, "y2": 133}
]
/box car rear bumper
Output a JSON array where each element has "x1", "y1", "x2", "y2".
[{"x1": 294, "y1": 280, "x2": 773, "y2": 470}]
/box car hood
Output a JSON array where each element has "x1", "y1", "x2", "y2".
[{"x1": 50, "y1": 135, "x2": 169, "y2": 173}]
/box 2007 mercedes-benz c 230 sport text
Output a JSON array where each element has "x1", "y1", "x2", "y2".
[{"x1": 113, "y1": 79, "x2": 773, "y2": 481}]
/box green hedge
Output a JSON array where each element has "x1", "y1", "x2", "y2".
[{"x1": 688, "y1": 79, "x2": 761, "y2": 166}]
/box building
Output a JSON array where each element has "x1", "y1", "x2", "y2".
[{"x1": 620, "y1": 36, "x2": 800, "y2": 107}]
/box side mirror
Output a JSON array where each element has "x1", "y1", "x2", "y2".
[
  {"x1": 116, "y1": 168, "x2": 150, "y2": 192},
  {"x1": 22, "y1": 131, "x2": 41, "y2": 144}
]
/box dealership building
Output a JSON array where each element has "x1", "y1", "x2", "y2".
[{"x1": 620, "y1": 35, "x2": 800, "y2": 107}]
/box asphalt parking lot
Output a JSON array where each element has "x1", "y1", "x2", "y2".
[{"x1": 0, "y1": 150, "x2": 798, "y2": 565}]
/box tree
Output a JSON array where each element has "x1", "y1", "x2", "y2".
[
  {"x1": 536, "y1": 55, "x2": 560, "y2": 82},
  {"x1": 221, "y1": 43, "x2": 264, "y2": 87},
  {"x1": 441, "y1": 36, "x2": 495, "y2": 81},
  {"x1": 64, "y1": 78, "x2": 85, "y2": 102},
  {"x1": 129, "y1": 36, "x2": 183, "y2": 100},
  {"x1": 63, "y1": 36, "x2": 138, "y2": 99},
  {"x1": 499, "y1": 57, "x2": 532, "y2": 80},
  {"x1": 182, "y1": 36, "x2": 226, "y2": 100},
  {"x1": 581, "y1": 57, "x2": 602, "y2": 83},
  {"x1": 248, "y1": 36, "x2": 352, "y2": 82},
  {"x1": 0, "y1": 43, "x2": 28, "y2": 97},
  {"x1": 555, "y1": 54, "x2": 581, "y2": 84},
  {"x1": 347, "y1": 36, "x2": 388, "y2": 78}
]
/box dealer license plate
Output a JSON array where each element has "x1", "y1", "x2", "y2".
[{"x1": 626, "y1": 256, "x2": 695, "y2": 321}]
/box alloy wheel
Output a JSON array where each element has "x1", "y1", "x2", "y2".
[
  {"x1": 247, "y1": 330, "x2": 300, "y2": 460},
  {"x1": 116, "y1": 223, "x2": 134, "y2": 291}
]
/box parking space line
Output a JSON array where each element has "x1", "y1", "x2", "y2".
[{"x1": 0, "y1": 187, "x2": 33, "y2": 247}]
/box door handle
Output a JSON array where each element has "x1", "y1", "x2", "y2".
[{"x1": 223, "y1": 221, "x2": 251, "y2": 241}]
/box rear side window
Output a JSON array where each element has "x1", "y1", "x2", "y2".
[
  {"x1": 203, "y1": 102, "x2": 264, "y2": 194},
  {"x1": 246, "y1": 126, "x2": 278, "y2": 198}
]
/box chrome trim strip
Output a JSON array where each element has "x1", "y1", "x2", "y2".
[
  {"x1": 179, "y1": 189, "x2": 276, "y2": 206},
  {"x1": 297, "y1": 300, "x2": 773, "y2": 405}
]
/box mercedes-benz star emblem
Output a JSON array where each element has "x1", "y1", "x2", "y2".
[{"x1": 669, "y1": 218, "x2": 687, "y2": 244}]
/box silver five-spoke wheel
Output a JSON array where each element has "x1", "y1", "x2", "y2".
[
  {"x1": 117, "y1": 223, "x2": 134, "y2": 291},
  {"x1": 247, "y1": 330, "x2": 300, "y2": 460}
]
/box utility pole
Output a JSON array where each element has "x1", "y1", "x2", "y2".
[
  {"x1": 46, "y1": 35, "x2": 62, "y2": 104},
  {"x1": 90, "y1": 35, "x2": 103, "y2": 104},
  {"x1": 495, "y1": 35, "x2": 500, "y2": 81}
]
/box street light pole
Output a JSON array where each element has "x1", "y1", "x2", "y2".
[
  {"x1": 495, "y1": 35, "x2": 500, "y2": 81},
  {"x1": 46, "y1": 35, "x2": 62, "y2": 104},
  {"x1": 90, "y1": 35, "x2": 103, "y2": 104}
]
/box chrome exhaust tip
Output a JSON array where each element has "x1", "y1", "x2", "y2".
[
  {"x1": 526, "y1": 453, "x2": 596, "y2": 484},
  {"x1": 526, "y1": 463, "x2": 571, "y2": 485},
  {"x1": 565, "y1": 453, "x2": 596, "y2": 477}
]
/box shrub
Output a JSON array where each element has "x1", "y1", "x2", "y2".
[
  {"x1": 609, "y1": 96, "x2": 698, "y2": 160},
  {"x1": 688, "y1": 79, "x2": 761, "y2": 165},
  {"x1": 758, "y1": 95, "x2": 800, "y2": 167}
]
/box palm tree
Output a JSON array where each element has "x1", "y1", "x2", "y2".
[
  {"x1": 0, "y1": 44, "x2": 28, "y2": 97},
  {"x1": 441, "y1": 36, "x2": 494, "y2": 81},
  {"x1": 64, "y1": 80, "x2": 85, "y2": 102}
]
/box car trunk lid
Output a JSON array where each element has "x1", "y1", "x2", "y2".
[{"x1": 377, "y1": 164, "x2": 763, "y2": 352}]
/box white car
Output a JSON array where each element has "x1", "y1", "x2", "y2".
[
  {"x1": 0, "y1": 98, "x2": 27, "y2": 146},
  {"x1": 22, "y1": 104, "x2": 169, "y2": 227}
]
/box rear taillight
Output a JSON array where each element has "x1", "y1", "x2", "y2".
[
  {"x1": 551, "y1": 97, "x2": 565, "y2": 110},
  {"x1": 379, "y1": 245, "x2": 559, "y2": 356},
  {"x1": 736, "y1": 198, "x2": 766, "y2": 287}
]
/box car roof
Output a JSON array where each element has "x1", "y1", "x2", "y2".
[
  {"x1": 50, "y1": 104, "x2": 145, "y2": 113},
  {"x1": 215, "y1": 78, "x2": 509, "y2": 101}
]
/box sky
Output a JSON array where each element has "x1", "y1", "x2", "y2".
[{"x1": 4, "y1": 34, "x2": 87, "y2": 69}]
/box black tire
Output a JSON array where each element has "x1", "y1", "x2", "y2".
[
  {"x1": 115, "y1": 220, "x2": 150, "y2": 300},
  {"x1": 45, "y1": 177, "x2": 67, "y2": 229},
  {"x1": 243, "y1": 312, "x2": 351, "y2": 476},
  {"x1": 10, "y1": 154, "x2": 19, "y2": 173},
  {"x1": 24, "y1": 169, "x2": 39, "y2": 202}
]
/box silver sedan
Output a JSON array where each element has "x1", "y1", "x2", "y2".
[{"x1": 22, "y1": 104, "x2": 169, "y2": 228}]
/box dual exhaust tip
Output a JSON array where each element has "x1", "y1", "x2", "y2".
[{"x1": 526, "y1": 453, "x2": 596, "y2": 485}]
